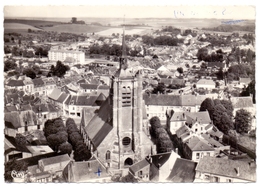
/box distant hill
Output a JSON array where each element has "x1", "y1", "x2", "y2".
[
  {"x1": 4, "y1": 19, "x2": 65, "y2": 28},
  {"x1": 202, "y1": 24, "x2": 255, "y2": 33}
]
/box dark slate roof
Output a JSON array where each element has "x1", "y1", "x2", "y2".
[
  {"x1": 129, "y1": 159, "x2": 150, "y2": 174},
  {"x1": 231, "y1": 97, "x2": 254, "y2": 109},
  {"x1": 207, "y1": 62, "x2": 224, "y2": 68},
  {"x1": 7, "y1": 79, "x2": 25, "y2": 86},
  {"x1": 84, "y1": 97, "x2": 113, "y2": 148},
  {"x1": 20, "y1": 104, "x2": 32, "y2": 111},
  {"x1": 196, "y1": 156, "x2": 256, "y2": 181},
  {"x1": 207, "y1": 126, "x2": 224, "y2": 138},
  {"x1": 63, "y1": 158, "x2": 110, "y2": 182},
  {"x1": 176, "y1": 125, "x2": 190, "y2": 139},
  {"x1": 143, "y1": 94, "x2": 182, "y2": 106},
  {"x1": 166, "y1": 158, "x2": 197, "y2": 182},
  {"x1": 80, "y1": 83, "x2": 98, "y2": 90},
  {"x1": 56, "y1": 92, "x2": 69, "y2": 103},
  {"x1": 32, "y1": 104, "x2": 49, "y2": 113},
  {"x1": 66, "y1": 95, "x2": 99, "y2": 106},
  {"x1": 5, "y1": 135, "x2": 31, "y2": 153},
  {"x1": 201, "y1": 134, "x2": 224, "y2": 148},
  {"x1": 32, "y1": 78, "x2": 45, "y2": 87},
  {"x1": 48, "y1": 104, "x2": 59, "y2": 112}
]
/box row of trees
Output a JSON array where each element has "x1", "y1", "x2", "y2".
[
  {"x1": 196, "y1": 48, "x2": 225, "y2": 62},
  {"x1": 149, "y1": 116, "x2": 173, "y2": 153},
  {"x1": 142, "y1": 35, "x2": 184, "y2": 46},
  {"x1": 65, "y1": 118, "x2": 91, "y2": 161},
  {"x1": 44, "y1": 118, "x2": 73, "y2": 155},
  {"x1": 200, "y1": 98, "x2": 252, "y2": 134},
  {"x1": 43, "y1": 117, "x2": 91, "y2": 161}
]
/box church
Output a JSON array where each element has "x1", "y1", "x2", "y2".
[{"x1": 79, "y1": 28, "x2": 155, "y2": 173}]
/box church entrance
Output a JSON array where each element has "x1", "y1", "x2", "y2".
[{"x1": 124, "y1": 158, "x2": 133, "y2": 167}]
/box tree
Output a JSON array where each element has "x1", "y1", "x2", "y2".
[
  {"x1": 74, "y1": 143, "x2": 91, "y2": 161},
  {"x1": 15, "y1": 134, "x2": 28, "y2": 147},
  {"x1": 220, "y1": 100, "x2": 234, "y2": 117},
  {"x1": 177, "y1": 67, "x2": 183, "y2": 74},
  {"x1": 59, "y1": 142, "x2": 73, "y2": 155},
  {"x1": 240, "y1": 80, "x2": 256, "y2": 104},
  {"x1": 216, "y1": 67, "x2": 224, "y2": 80},
  {"x1": 51, "y1": 61, "x2": 70, "y2": 78},
  {"x1": 28, "y1": 28, "x2": 32, "y2": 33},
  {"x1": 69, "y1": 132, "x2": 82, "y2": 146},
  {"x1": 47, "y1": 134, "x2": 64, "y2": 151},
  {"x1": 219, "y1": 113, "x2": 234, "y2": 134},
  {"x1": 71, "y1": 17, "x2": 77, "y2": 23},
  {"x1": 197, "y1": 47, "x2": 209, "y2": 61},
  {"x1": 200, "y1": 98, "x2": 215, "y2": 114},
  {"x1": 4, "y1": 60, "x2": 17, "y2": 72},
  {"x1": 152, "y1": 83, "x2": 166, "y2": 94},
  {"x1": 5, "y1": 159, "x2": 28, "y2": 182},
  {"x1": 234, "y1": 109, "x2": 252, "y2": 134},
  {"x1": 23, "y1": 68, "x2": 36, "y2": 79}
]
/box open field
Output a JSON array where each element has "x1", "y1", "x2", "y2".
[
  {"x1": 4, "y1": 23, "x2": 42, "y2": 34},
  {"x1": 4, "y1": 18, "x2": 64, "y2": 28},
  {"x1": 42, "y1": 24, "x2": 112, "y2": 34},
  {"x1": 96, "y1": 27, "x2": 151, "y2": 36}
]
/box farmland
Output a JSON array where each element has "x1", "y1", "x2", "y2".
[
  {"x1": 42, "y1": 24, "x2": 111, "y2": 34},
  {"x1": 4, "y1": 23, "x2": 42, "y2": 34}
]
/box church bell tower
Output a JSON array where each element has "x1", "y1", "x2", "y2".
[{"x1": 111, "y1": 24, "x2": 144, "y2": 169}]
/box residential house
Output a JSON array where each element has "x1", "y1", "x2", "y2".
[
  {"x1": 166, "y1": 111, "x2": 186, "y2": 135},
  {"x1": 196, "y1": 79, "x2": 216, "y2": 90},
  {"x1": 185, "y1": 111, "x2": 212, "y2": 134},
  {"x1": 63, "y1": 158, "x2": 111, "y2": 182},
  {"x1": 230, "y1": 96, "x2": 255, "y2": 117},
  {"x1": 55, "y1": 92, "x2": 70, "y2": 114},
  {"x1": 195, "y1": 156, "x2": 256, "y2": 182},
  {"x1": 144, "y1": 94, "x2": 207, "y2": 121},
  {"x1": 79, "y1": 83, "x2": 110, "y2": 97},
  {"x1": 32, "y1": 78, "x2": 45, "y2": 96},
  {"x1": 48, "y1": 88, "x2": 63, "y2": 105},
  {"x1": 6, "y1": 79, "x2": 26, "y2": 91},
  {"x1": 42, "y1": 77, "x2": 57, "y2": 96},
  {"x1": 129, "y1": 158, "x2": 151, "y2": 181},
  {"x1": 64, "y1": 94, "x2": 102, "y2": 118},
  {"x1": 28, "y1": 154, "x2": 71, "y2": 182},
  {"x1": 166, "y1": 158, "x2": 197, "y2": 183},
  {"x1": 23, "y1": 77, "x2": 34, "y2": 95}
]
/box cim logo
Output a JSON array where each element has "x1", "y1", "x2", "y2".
[{"x1": 11, "y1": 170, "x2": 25, "y2": 181}]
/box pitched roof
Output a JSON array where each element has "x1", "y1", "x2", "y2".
[
  {"x1": 40, "y1": 154, "x2": 71, "y2": 166},
  {"x1": 7, "y1": 80, "x2": 25, "y2": 86},
  {"x1": 80, "y1": 83, "x2": 98, "y2": 90},
  {"x1": 32, "y1": 104, "x2": 49, "y2": 113},
  {"x1": 185, "y1": 111, "x2": 211, "y2": 125},
  {"x1": 201, "y1": 134, "x2": 224, "y2": 148},
  {"x1": 196, "y1": 156, "x2": 256, "y2": 181},
  {"x1": 231, "y1": 97, "x2": 254, "y2": 109},
  {"x1": 65, "y1": 95, "x2": 99, "y2": 106},
  {"x1": 186, "y1": 136, "x2": 215, "y2": 151},
  {"x1": 166, "y1": 158, "x2": 197, "y2": 182},
  {"x1": 32, "y1": 78, "x2": 44, "y2": 87},
  {"x1": 143, "y1": 94, "x2": 182, "y2": 106},
  {"x1": 150, "y1": 152, "x2": 172, "y2": 168},
  {"x1": 239, "y1": 77, "x2": 251, "y2": 85},
  {"x1": 63, "y1": 158, "x2": 110, "y2": 182},
  {"x1": 170, "y1": 112, "x2": 186, "y2": 121},
  {"x1": 129, "y1": 159, "x2": 150, "y2": 174},
  {"x1": 197, "y1": 79, "x2": 215, "y2": 86},
  {"x1": 48, "y1": 88, "x2": 62, "y2": 100},
  {"x1": 84, "y1": 97, "x2": 113, "y2": 148},
  {"x1": 56, "y1": 93, "x2": 69, "y2": 103}
]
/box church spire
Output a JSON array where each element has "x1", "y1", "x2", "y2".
[{"x1": 119, "y1": 15, "x2": 127, "y2": 70}]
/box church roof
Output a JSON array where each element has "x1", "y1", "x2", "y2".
[{"x1": 84, "y1": 97, "x2": 113, "y2": 148}]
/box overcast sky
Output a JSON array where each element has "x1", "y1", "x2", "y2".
[{"x1": 4, "y1": 5, "x2": 255, "y2": 20}]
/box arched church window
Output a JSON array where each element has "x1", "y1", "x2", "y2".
[
  {"x1": 106, "y1": 150, "x2": 111, "y2": 160},
  {"x1": 122, "y1": 137, "x2": 131, "y2": 146}
]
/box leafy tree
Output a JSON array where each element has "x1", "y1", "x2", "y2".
[
  {"x1": 177, "y1": 67, "x2": 183, "y2": 74},
  {"x1": 23, "y1": 68, "x2": 36, "y2": 79},
  {"x1": 157, "y1": 137, "x2": 173, "y2": 153},
  {"x1": 51, "y1": 61, "x2": 70, "y2": 78},
  {"x1": 216, "y1": 67, "x2": 224, "y2": 80},
  {"x1": 15, "y1": 134, "x2": 28, "y2": 147},
  {"x1": 4, "y1": 60, "x2": 17, "y2": 72},
  {"x1": 219, "y1": 113, "x2": 234, "y2": 134},
  {"x1": 69, "y1": 132, "x2": 82, "y2": 146},
  {"x1": 197, "y1": 48, "x2": 209, "y2": 61},
  {"x1": 220, "y1": 100, "x2": 234, "y2": 117},
  {"x1": 152, "y1": 83, "x2": 166, "y2": 94},
  {"x1": 47, "y1": 134, "x2": 64, "y2": 151},
  {"x1": 74, "y1": 143, "x2": 91, "y2": 161},
  {"x1": 234, "y1": 109, "x2": 252, "y2": 134},
  {"x1": 59, "y1": 142, "x2": 73, "y2": 155},
  {"x1": 199, "y1": 98, "x2": 214, "y2": 114},
  {"x1": 5, "y1": 159, "x2": 28, "y2": 182},
  {"x1": 240, "y1": 80, "x2": 256, "y2": 104}
]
